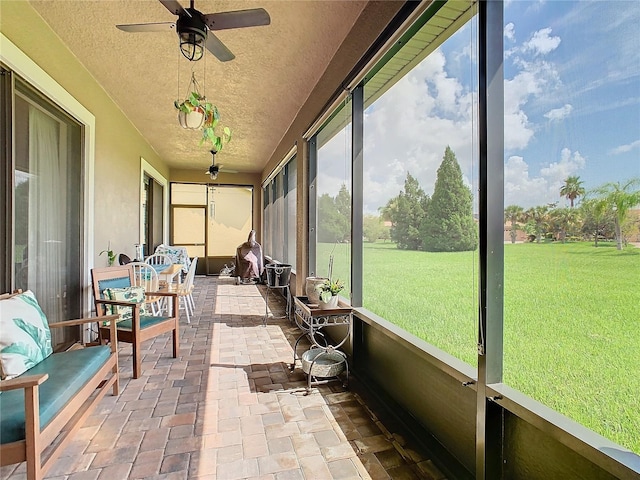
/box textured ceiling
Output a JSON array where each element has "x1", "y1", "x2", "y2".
[{"x1": 28, "y1": 0, "x2": 368, "y2": 173}]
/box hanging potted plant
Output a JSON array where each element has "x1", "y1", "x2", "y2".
[
  {"x1": 174, "y1": 72, "x2": 232, "y2": 150},
  {"x1": 174, "y1": 91, "x2": 206, "y2": 129}
]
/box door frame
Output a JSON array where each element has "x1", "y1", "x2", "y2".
[
  {"x1": 140, "y1": 157, "x2": 168, "y2": 256},
  {"x1": 1, "y1": 33, "x2": 96, "y2": 316}
]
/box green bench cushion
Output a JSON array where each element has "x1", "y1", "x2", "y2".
[
  {"x1": 116, "y1": 315, "x2": 174, "y2": 330},
  {"x1": 0, "y1": 345, "x2": 112, "y2": 444}
]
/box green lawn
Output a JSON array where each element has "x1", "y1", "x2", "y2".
[{"x1": 317, "y1": 241, "x2": 640, "y2": 453}]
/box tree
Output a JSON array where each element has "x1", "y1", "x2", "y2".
[
  {"x1": 560, "y1": 175, "x2": 586, "y2": 207},
  {"x1": 592, "y1": 178, "x2": 640, "y2": 250},
  {"x1": 380, "y1": 173, "x2": 429, "y2": 250},
  {"x1": 317, "y1": 193, "x2": 344, "y2": 243},
  {"x1": 421, "y1": 146, "x2": 478, "y2": 252},
  {"x1": 524, "y1": 205, "x2": 550, "y2": 243},
  {"x1": 363, "y1": 215, "x2": 384, "y2": 242},
  {"x1": 549, "y1": 207, "x2": 581, "y2": 243},
  {"x1": 334, "y1": 183, "x2": 351, "y2": 231},
  {"x1": 580, "y1": 197, "x2": 615, "y2": 247},
  {"x1": 504, "y1": 205, "x2": 524, "y2": 244},
  {"x1": 316, "y1": 184, "x2": 351, "y2": 243}
]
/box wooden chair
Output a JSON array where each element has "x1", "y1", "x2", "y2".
[{"x1": 91, "y1": 265, "x2": 179, "y2": 379}]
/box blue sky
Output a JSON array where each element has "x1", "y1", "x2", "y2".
[{"x1": 317, "y1": 0, "x2": 640, "y2": 214}]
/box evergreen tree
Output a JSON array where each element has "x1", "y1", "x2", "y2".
[
  {"x1": 334, "y1": 184, "x2": 351, "y2": 242},
  {"x1": 317, "y1": 193, "x2": 343, "y2": 242},
  {"x1": 381, "y1": 173, "x2": 429, "y2": 250},
  {"x1": 421, "y1": 146, "x2": 478, "y2": 252},
  {"x1": 316, "y1": 184, "x2": 351, "y2": 243}
]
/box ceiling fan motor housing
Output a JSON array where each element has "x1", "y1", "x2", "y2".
[{"x1": 177, "y1": 8, "x2": 207, "y2": 61}]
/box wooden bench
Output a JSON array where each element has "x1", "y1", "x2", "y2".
[{"x1": 0, "y1": 292, "x2": 119, "y2": 480}]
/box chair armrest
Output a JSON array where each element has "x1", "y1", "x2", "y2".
[
  {"x1": 145, "y1": 291, "x2": 178, "y2": 298},
  {"x1": 0, "y1": 373, "x2": 48, "y2": 392},
  {"x1": 49, "y1": 315, "x2": 119, "y2": 329}
]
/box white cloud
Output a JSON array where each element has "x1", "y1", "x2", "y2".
[
  {"x1": 540, "y1": 147, "x2": 586, "y2": 180},
  {"x1": 504, "y1": 22, "x2": 516, "y2": 42},
  {"x1": 609, "y1": 139, "x2": 640, "y2": 155},
  {"x1": 523, "y1": 28, "x2": 561, "y2": 56},
  {"x1": 544, "y1": 104, "x2": 573, "y2": 122},
  {"x1": 344, "y1": 50, "x2": 476, "y2": 214},
  {"x1": 505, "y1": 156, "x2": 549, "y2": 207},
  {"x1": 503, "y1": 26, "x2": 562, "y2": 151},
  {"x1": 505, "y1": 148, "x2": 586, "y2": 208}
]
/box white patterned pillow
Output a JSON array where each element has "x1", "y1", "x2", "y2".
[
  {"x1": 103, "y1": 286, "x2": 149, "y2": 324},
  {"x1": 0, "y1": 290, "x2": 53, "y2": 380}
]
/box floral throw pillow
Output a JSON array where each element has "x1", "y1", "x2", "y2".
[
  {"x1": 103, "y1": 286, "x2": 149, "y2": 325},
  {"x1": 0, "y1": 290, "x2": 53, "y2": 380}
]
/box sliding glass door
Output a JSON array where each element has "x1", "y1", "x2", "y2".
[{"x1": 2, "y1": 71, "x2": 83, "y2": 347}]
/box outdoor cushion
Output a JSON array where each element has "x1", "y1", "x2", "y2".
[
  {"x1": 96, "y1": 276, "x2": 131, "y2": 316},
  {"x1": 0, "y1": 345, "x2": 112, "y2": 444},
  {"x1": 0, "y1": 290, "x2": 53, "y2": 380},
  {"x1": 116, "y1": 315, "x2": 174, "y2": 331},
  {"x1": 103, "y1": 285, "x2": 150, "y2": 324}
]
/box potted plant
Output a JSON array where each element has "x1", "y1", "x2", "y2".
[
  {"x1": 174, "y1": 91, "x2": 206, "y2": 129},
  {"x1": 99, "y1": 242, "x2": 116, "y2": 267},
  {"x1": 174, "y1": 93, "x2": 232, "y2": 150},
  {"x1": 315, "y1": 278, "x2": 345, "y2": 309}
]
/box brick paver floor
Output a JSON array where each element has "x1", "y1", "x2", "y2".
[{"x1": 1, "y1": 276, "x2": 445, "y2": 479}]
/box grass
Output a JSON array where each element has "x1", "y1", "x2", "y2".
[{"x1": 317, "y1": 241, "x2": 640, "y2": 453}]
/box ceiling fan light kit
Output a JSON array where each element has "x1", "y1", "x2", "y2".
[
  {"x1": 116, "y1": 0, "x2": 271, "y2": 63},
  {"x1": 177, "y1": 10, "x2": 206, "y2": 61},
  {"x1": 207, "y1": 149, "x2": 221, "y2": 180}
]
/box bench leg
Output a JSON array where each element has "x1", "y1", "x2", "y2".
[{"x1": 25, "y1": 385, "x2": 42, "y2": 480}]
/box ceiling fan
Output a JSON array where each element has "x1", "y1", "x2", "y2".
[
  {"x1": 116, "y1": 0, "x2": 270, "y2": 62},
  {"x1": 206, "y1": 149, "x2": 236, "y2": 179}
]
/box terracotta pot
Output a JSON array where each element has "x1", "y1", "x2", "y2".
[{"x1": 177, "y1": 108, "x2": 204, "y2": 129}]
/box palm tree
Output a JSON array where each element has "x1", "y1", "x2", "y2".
[
  {"x1": 560, "y1": 175, "x2": 586, "y2": 207},
  {"x1": 524, "y1": 205, "x2": 550, "y2": 243},
  {"x1": 580, "y1": 198, "x2": 611, "y2": 247},
  {"x1": 593, "y1": 178, "x2": 640, "y2": 250},
  {"x1": 549, "y1": 207, "x2": 581, "y2": 243},
  {"x1": 504, "y1": 205, "x2": 524, "y2": 243}
]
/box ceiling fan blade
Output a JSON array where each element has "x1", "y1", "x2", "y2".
[
  {"x1": 116, "y1": 22, "x2": 175, "y2": 33},
  {"x1": 159, "y1": 0, "x2": 190, "y2": 17},
  {"x1": 203, "y1": 8, "x2": 271, "y2": 31},
  {"x1": 205, "y1": 33, "x2": 235, "y2": 62}
]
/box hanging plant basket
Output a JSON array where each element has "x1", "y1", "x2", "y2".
[
  {"x1": 177, "y1": 108, "x2": 205, "y2": 129},
  {"x1": 174, "y1": 73, "x2": 232, "y2": 150}
]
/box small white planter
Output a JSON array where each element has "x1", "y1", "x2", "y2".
[
  {"x1": 318, "y1": 295, "x2": 339, "y2": 309},
  {"x1": 177, "y1": 109, "x2": 204, "y2": 129}
]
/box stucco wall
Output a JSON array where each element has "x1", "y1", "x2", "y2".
[{"x1": 0, "y1": 1, "x2": 170, "y2": 265}]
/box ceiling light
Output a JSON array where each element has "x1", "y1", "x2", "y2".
[{"x1": 177, "y1": 12, "x2": 207, "y2": 61}]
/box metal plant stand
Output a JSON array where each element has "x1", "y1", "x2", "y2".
[
  {"x1": 263, "y1": 264, "x2": 292, "y2": 326},
  {"x1": 291, "y1": 296, "x2": 352, "y2": 393}
]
